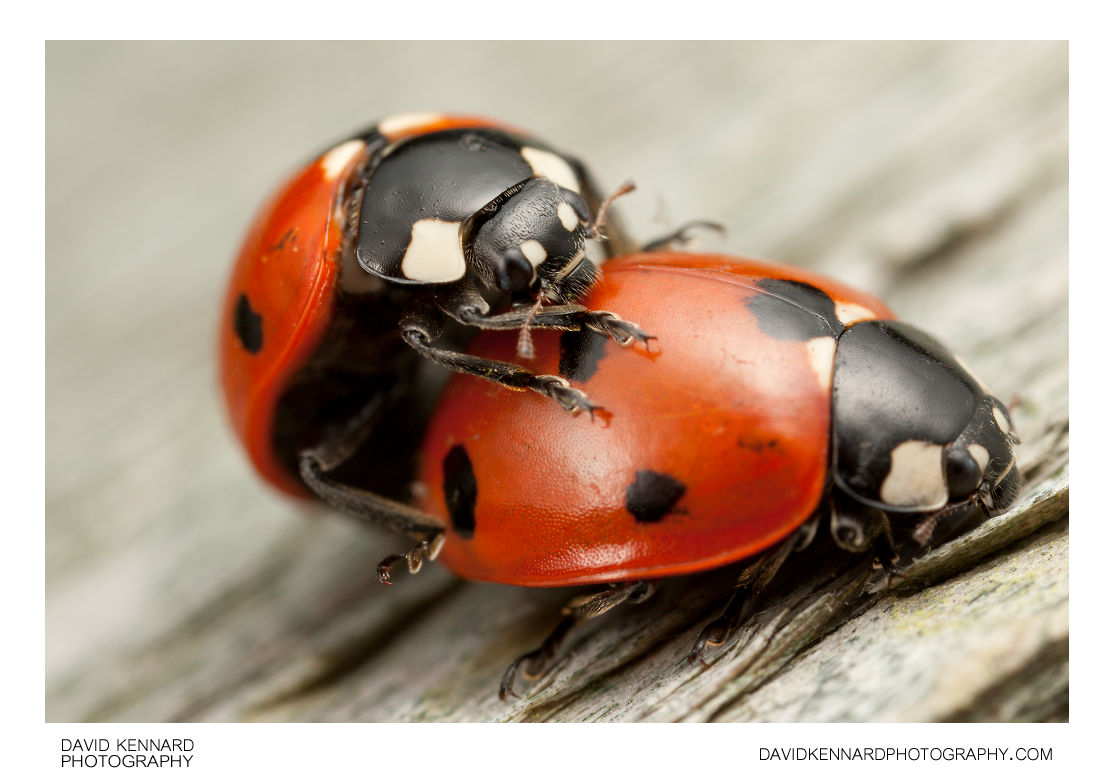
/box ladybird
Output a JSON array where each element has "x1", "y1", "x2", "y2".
[
  {"x1": 220, "y1": 111, "x2": 648, "y2": 532},
  {"x1": 414, "y1": 252, "x2": 1023, "y2": 697}
]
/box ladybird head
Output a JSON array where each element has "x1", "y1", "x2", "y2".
[
  {"x1": 466, "y1": 179, "x2": 596, "y2": 306},
  {"x1": 831, "y1": 321, "x2": 1024, "y2": 548},
  {"x1": 949, "y1": 396, "x2": 1022, "y2": 509},
  {"x1": 910, "y1": 396, "x2": 1023, "y2": 545}
]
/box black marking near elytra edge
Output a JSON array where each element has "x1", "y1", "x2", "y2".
[
  {"x1": 267, "y1": 228, "x2": 295, "y2": 252},
  {"x1": 559, "y1": 330, "x2": 609, "y2": 382},
  {"x1": 234, "y1": 294, "x2": 263, "y2": 354},
  {"x1": 625, "y1": 470, "x2": 687, "y2": 523},
  {"x1": 748, "y1": 278, "x2": 842, "y2": 341},
  {"x1": 443, "y1": 444, "x2": 478, "y2": 538},
  {"x1": 737, "y1": 436, "x2": 782, "y2": 453}
]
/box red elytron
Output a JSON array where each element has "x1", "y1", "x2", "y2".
[
  {"x1": 417, "y1": 253, "x2": 895, "y2": 587},
  {"x1": 219, "y1": 137, "x2": 358, "y2": 496},
  {"x1": 219, "y1": 114, "x2": 545, "y2": 496}
]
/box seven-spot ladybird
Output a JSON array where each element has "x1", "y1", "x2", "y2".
[
  {"x1": 415, "y1": 252, "x2": 1023, "y2": 697},
  {"x1": 220, "y1": 115, "x2": 1024, "y2": 699},
  {"x1": 220, "y1": 112, "x2": 647, "y2": 517}
]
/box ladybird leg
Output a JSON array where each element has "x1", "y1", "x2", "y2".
[
  {"x1": 792, "y1": 513, "x2": 822, "y2": 552},
  {"x1": 500, "y1": 617, "x2": 576, "y2": 701},
  {"x1": 299, "y1": 452, "x2": 446, "y2": 585},
  {"x1": 872, "y1": 535, "x2": 906, "y2": 589},
  {"x1": 829, "y1": 495, "x2": 908, "y2": 587},
  {"x1": 455, "y1": 305, "x2": 652, "y2": 348},
  {"x1": 687, "y1": 531, "x2": 800, "y2": 666},
  {"x1": 641, "y1": 220, "x2": 727, "y2": 252},
  {"x1": 375, "y1": 530, "x2": 447, "y2": 586},
  {"x1": 829, "y1": 495, "x2": 892, "y2": 554},
  {"x1": 399, "y1": 310, "x2": 601, "y2": 415},
  {"x1": 299, "y1": 385, "x2": 448, "y2": 568},
  {"x1": 443, "y1": 286, "x2": 652, "y2": 348},
  {"x1": 559, "y1": 309, "x2": 652, "y2": 348},
  {"x1": 307, "y1": 384, "x2": 401, "y2": 472},
  {"x1": 500, "y1": 581, "x2": 657, "y2": 700}
]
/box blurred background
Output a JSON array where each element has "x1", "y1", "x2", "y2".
[{"x1": 46, "y1": 41, "x2": 1066, "y2": 721}]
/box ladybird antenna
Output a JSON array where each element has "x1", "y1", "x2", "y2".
[
  {"x1": 516, "y1": 288, "x2": 548, "y2": 359},
  {"x1": 588, "y1": 180, "x2": 636, "y2": 239}
]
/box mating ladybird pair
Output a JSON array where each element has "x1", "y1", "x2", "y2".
[{"x1": 220, "y1": 113, "x2": 1021, "y2": 698}]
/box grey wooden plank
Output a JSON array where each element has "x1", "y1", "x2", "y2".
[{"x1": 46, "y1": 40, "x2": 1067, "y2": 722}]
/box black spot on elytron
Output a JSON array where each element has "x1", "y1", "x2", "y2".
[
  {"x1": 234, "y1": 294, "x2": 263, "y2": 354},
  {"x1": 625, "y1": 470, "x2": 686, "y2": 523},
  {"x1": 748, "y1": 278, "x2": 842, "y2": 341},
  {"x1": 559, "y1": 330, "x2": 609, "y2": 382},
  {"x1": 737, "y1": 436, "x2": 781, "y2": 453},
  {"x1": 442, "y1": 444, "x2": 478, "y2": 538}
]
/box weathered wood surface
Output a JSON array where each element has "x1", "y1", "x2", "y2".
[{"x1": 46, "y1": 41, "x2": 1067, "y2": 722}]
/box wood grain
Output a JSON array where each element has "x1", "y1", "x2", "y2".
[{"x1": 46, "y1": 41, "x2": 1067, "y2": 722}]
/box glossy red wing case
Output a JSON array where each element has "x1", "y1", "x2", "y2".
[
  {"x1": 418, "y1": 253, "x2": 895, "y2": 587},
  {"x1": 219, "y1": 140, "x2": 366, "y2": 496}
]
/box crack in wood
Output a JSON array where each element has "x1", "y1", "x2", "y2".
[
  {"x1": 247, "y1": 580, "x2": 465, "y2": 715},
  {"x1": 940, "y1": 636, "x2": 1068, "y2": 722}
]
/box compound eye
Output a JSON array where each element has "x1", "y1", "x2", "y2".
[
  {"x1": 493, "y1": 248, "x2": 535, "y2": 294},
  {"x1": 945, "y1": 447, "x2": 982, "y2": 500},
  {"x1": 562, "y1": 190, "x2": 592, "y2": 224}
]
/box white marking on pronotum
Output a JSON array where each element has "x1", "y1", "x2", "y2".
[
  {"x1": 520, "y1": 240, "x2": 547, "y2": 266},
  {"x1": 804, "y1": 336, "x2": 837, "y2": 391},
  {"x1": 378, "y1": 112, "x2": 446, "y2": 137},
  {"x1": 880, "y1": 441, "x2": 948, "y2": 508},
  {"x1": 992, "y1": 406, "x2": 1011, "y2": 434},
  {"x1": 833, "y1": 300, "x2": 876, "y2": 327},
  {"x1": 521, "y1": 147, "x2": 580, "y2": 192},
  {"x1": 557, "y1": 202, "x2": 580, "y2": 231},
  {"x1": 967, "y1": 443, "x2": 990, "y2": 472},
  {"x1": 400, "y1": 219, "x2": 467, "y2": 283},
  {"x1": 319, "y1": 139, "x2": 365, "y2": 179}
]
